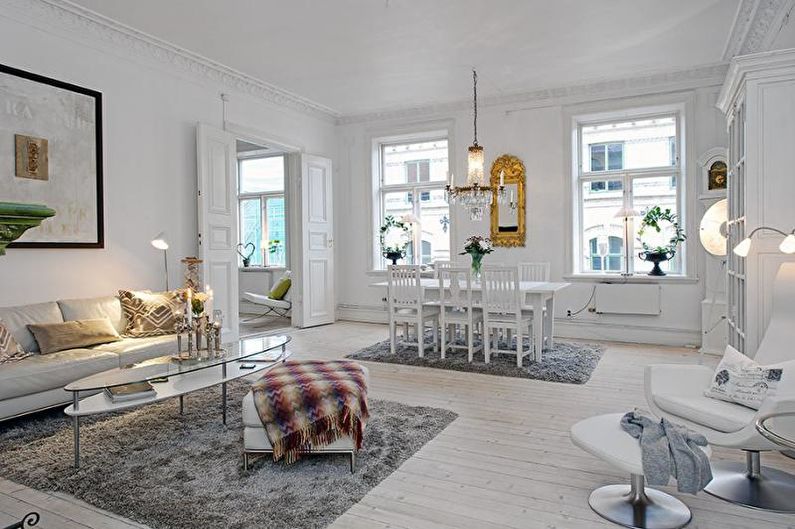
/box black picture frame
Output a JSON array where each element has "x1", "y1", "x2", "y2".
[{"x1": 2, "y1": 63, "x2": 104, "y2": 249}]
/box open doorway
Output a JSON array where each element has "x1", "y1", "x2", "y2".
[{"x1": 235, "y1": 139, "x2": 293, "y2": 337}]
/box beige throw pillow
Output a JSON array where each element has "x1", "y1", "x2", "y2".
[
  {"x1": 119, "y1": 289, "x2": 181, "y2": 337},
  {"x1": 27, "y1": 318, "x2": 121, "y2": 355},
  {"x1": 0, "y1": 318, "x2": 31, "y2": 364}
]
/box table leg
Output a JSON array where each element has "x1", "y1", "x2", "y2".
[
  {"x1": 530, "y1": 294, "x2": 544, "y2": 362},
  {"x1": 179, "y1": 395, "x2": 184, "y2": 415},
  {"x1": 221, "y1": 362, "x2": 228, "y2": 425},
  {"x1": 222, "y1": 382, "x2": 227, "y2": 425},
  {"x1": 72, "y1": 392, "x2": 80, "y2": 469},
  {"x1": 544, "y1": 295, "x2": 555, "y2": 349}
]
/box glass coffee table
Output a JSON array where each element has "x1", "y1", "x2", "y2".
[
  {"x1": 64, "y1": 334, "x2": 291, "y2": 468},
  {"x1": 756, "y1": 412, "x2": 795, "y2": 451}
]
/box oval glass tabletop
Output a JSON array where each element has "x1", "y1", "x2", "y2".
[
  {"x1": 756, "y1": 411, "x2": 795, "y2": 450},
  {"x1": 65, "y1": 334, "x2": 291, "y2": 392}
]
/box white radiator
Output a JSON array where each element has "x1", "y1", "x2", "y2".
[{"x1": 594, "y1": 283, "x2": 661, "y2": 315}]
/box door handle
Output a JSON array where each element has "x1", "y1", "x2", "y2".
[{"x1": 328, "y1": 238, "x2": 334, "y2": 248}]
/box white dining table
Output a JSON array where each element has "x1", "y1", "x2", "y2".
[{"x1": 371, "y1": 279, "x2": 571, "y2": 360}]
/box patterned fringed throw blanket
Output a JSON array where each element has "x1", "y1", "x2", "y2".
[{"x1": 251, "y1": 360, "x2": 369, "y2": 464}]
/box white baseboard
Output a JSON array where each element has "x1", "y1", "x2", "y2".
[{"x1": 336, "y1": 304, "x2": 701, "y2": 347}]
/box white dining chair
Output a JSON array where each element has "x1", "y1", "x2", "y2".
[
  {"x1": 387, "y1": 265, "x2": 439, "y2": 357},
  {"x1": 432, "y1": 259, "x2": 453, "y2": 278},
  {"x1": 481, "y1": 266, "x2": 534, "y2": 366},
  {"x1": 438, "y1": 267, "x2": 483, "y2": 362},
  {"x1": 518, "y1": 262, "x2": 551, "y2": 282}
]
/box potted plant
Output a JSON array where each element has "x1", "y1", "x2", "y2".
[
  {"x1": 380, "y1": 215, "x2": 411, "y2": 265},
  {"x1": 460, "y1": 235, "x2": 494, "y2": 280},
  {"x1": 637, "y1": 206, "x2": 686, "y2": 276}
]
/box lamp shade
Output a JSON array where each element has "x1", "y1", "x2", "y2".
[
  {"x1": 733, "y1": 237, "x2": 752, "y2": 257},
  {"x1": 614, "y1": 207, "x2": 641, "y2": 219},
  {"x1": 780, "y1": 234, "x2": 795, "y2": 254},
  {"x1": 699, "y1": 198, "x2": 728, "y2": 256},
  {"x1": 151, "y1": 232, "x2": 169, "y2": 250}
]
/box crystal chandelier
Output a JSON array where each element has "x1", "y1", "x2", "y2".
[{"x1": 446, "y1": 69, "x2": 506, "y2": 221}]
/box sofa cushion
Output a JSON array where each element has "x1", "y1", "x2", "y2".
[
  {"x1": 58, "y1": 295, "x2": 127, "y2": 334},
  {"x1": 653, "y1": 392, "x2": 755, "y2": 433},
  {"x1": 119, "y1": 290, "x2": 181, "y2": 337},
  {"x1": 0, "y1": 318, "x2": 31, "y2": 364},
  {"x1": 0, "y1": 349, "x2": 119, "y2": 400},
  {"x1": 28, "y1": 318, "x2": 121, "y2": 355},
  {"x1": 92, "y1": 334, "x2": 178, "y2": 366},
  {"x1": 0, "y1": 302, "x2": 64, "y2": 353}
]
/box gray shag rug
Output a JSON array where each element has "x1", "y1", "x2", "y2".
[
  {"x1": 0, "y1": 380, "x2": 457, "y2": 529},
  {"x1": 347, "y1": 335, "x2": 604, "y2": 384}
]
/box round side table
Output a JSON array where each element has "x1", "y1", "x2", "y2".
[{"x1": 756, "y1": 412, "x2": 795, "y2": 450}]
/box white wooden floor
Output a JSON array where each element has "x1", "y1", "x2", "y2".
[{"x1": 2, "y1": 321, "x2": 795, "y2": 529}]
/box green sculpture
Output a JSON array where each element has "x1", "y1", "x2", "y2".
[{"x1": 0, "y1": 202, "x2": 56, "y2": 255}]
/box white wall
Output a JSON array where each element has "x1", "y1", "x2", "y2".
[
  {"x1": 0, "y1": 8, "x2": 336, "y2": 307},
  {"x1": 335, "y1": 86, "x2": 727, "y2": 346}
]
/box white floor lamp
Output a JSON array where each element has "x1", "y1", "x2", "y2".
[{"x1": 151, "y1": 232, "x2": 169, "y2": 291}]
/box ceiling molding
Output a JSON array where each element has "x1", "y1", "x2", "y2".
[
  {"x1": 722, "y1": 0, "x2": 795, "y2": 60},
  {"x1": 1, "y1": 0, "x2": 341, "y2": 122},
  {"x1": 338, "y1": 63, "x2": 729, "y2": 126}
]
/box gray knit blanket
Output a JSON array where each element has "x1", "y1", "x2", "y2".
[{"x1": 620, "y1": 411, "x2": 713, "y2": 494}]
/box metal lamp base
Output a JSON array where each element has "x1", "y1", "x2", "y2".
[
  {"x1": 705, "y1": 453, "x2": 795, "y2": 513},
  {"x1": 588, "y1": 475, "x2": 691, "y2": 529}
]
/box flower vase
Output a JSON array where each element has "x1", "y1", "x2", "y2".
[{"x1": 470, "y1": 253, "x2": 483, "y2": 281}]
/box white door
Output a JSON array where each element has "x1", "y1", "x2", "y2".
[
  {"x1": 299, "y1": 154, "x2": 335, "y2": 327},
  {"x1": 196, "y1": 123, "x2": 239, "y2": 340}
]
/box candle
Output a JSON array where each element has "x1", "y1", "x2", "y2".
[
  {"x1": 499, "y1": 170, "x2": 505, "y2": 187},
  {"x1": 186, "y1": 288, "x2": 193, "y2": 326},
  {"x1": 205, "y1": 285, "x2": 214, "y2": 320}
]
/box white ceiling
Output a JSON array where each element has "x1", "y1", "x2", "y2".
[{"x1": 70, "y1": 0, "x2": 740, "y2": 116}]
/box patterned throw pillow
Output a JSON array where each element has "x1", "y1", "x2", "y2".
[
  {"x1": 118, "y1": 289, "x2": 182, "y2": 337},
  {"x1": 0, "y1": 318, "x2": 31, "y2": 364},
  {"x1": 705, "y1": 345, "x2": 792, "y2": 410}
]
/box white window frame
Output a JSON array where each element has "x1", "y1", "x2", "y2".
[
  {"x1": 369, "y1": 129, "x2": 452, "y2": 271},
  {"x1": 237, "y1": 153, "x2": 287, "y2": 269},
  {"x1": 571, "y1": 107, "x2": 687, "y2": 278}
]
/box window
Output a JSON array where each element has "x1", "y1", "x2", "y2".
[
  {"x1": 375, "y1": 137, "x2": 450, "y2": 267},
  {"x1": 238, "y1": 155, "x2": 286, "y2": 267},
  {"x1": 575, "y1": 114, "x2": 682, "y2": 275}
]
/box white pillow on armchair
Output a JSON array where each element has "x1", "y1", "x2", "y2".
[{"x1": 705, "y1": 345, "x2": 795, "y2": 410}]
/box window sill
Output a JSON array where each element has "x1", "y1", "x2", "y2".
[
  {"x1": 239, "y1": 266, "x2": 287, "y2": 273},
  {"x1": 562, "y1": 274, "x2": 699, "y2": 284}
]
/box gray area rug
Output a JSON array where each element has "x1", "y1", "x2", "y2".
[
  {"x1": 0, "y1": 380, "x2": 456, "y2": 529},
  {"x1": 347, "y1": 335, "x2": 604, "y2": 384}
]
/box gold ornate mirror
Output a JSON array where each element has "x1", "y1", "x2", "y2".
[{"x1": 490, "y1": 154, "x2": 526, "y2": 247}]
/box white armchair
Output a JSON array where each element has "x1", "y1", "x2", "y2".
[{"x1": 645, "y1": 262, "x2": 795, "y2": 512}]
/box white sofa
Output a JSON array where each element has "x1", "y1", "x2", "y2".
[{"x1": 0, "y1": 295, "x2": 178, "y2": 421}]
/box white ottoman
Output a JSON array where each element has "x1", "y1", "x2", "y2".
[
  {"x1": 570, "y1": 413, "x2": 711, "y2": 529},
  {"x1": 242, "y1": 365, "x2": 369, "y2": 473},
  {"x1": 242, "y1": 391, "x2": 357, "y2": 472}
]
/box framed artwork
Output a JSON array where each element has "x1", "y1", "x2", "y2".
[{"x1": 0, "y1": 63, "x2": 103, "y2": 248}]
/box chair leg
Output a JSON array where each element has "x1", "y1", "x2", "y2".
[
  {"x1": 484, "y1": 325, "x2": 491, "y2": 363},
  {"x1": 243, "y1": 452, "x2": 249, "y2": 471},
  {"x1": 516, "y1": 326, "x2": 523, "y2": 367},
  {"x1": 417, "y1": 316, "x2": 424, "y2": 357},
  {"x1": 440, "y1": 317, "x2": 446, "y2": 359},
  {"x1": 467, "y1": 323, "x2": 474, "y2": 362},
  {"x1": 350, "y1": 451, "x2": 356, "y2": 474},
  {"x1": 705, "y1": 450, "x2": 795, "y2": 512},
  {"x1": 389, "y1": 320, "x2": 396, "y2": 355},
  {"x1": 432, "y1": 318, "x2": 439, "y2": 353}
]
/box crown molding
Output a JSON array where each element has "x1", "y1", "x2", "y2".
[
  {"x1": 0, "y1": 0, "x2": 341, "y2": 122},
  {"x1": 722, "y1": 0, "x2": 795, "y2": 60},
  {"x1": 338, "y1": 63, "x2": 729, "y2": 125}
]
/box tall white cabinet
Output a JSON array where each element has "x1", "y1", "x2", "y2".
[{"x1": 717, "y1": 49, "x2": 795, "y2": 356}]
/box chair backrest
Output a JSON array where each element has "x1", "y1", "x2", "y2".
[
  {"x1": 439, "y1": 267, "x2": 473, "y2": 312},
  {"x1": 387, "y1": 265, "x2": 422, "y2": 309},
  {"x1": 518, "y1": 262, "x2": 551, "y2": 282},
  {"x1": 755, "y1": 262, "x2": 795, "y2": 364},
  {"x1": 482, "y1": 266, "x2": 521, "y2": 314},
  {"x1": 433, "y1": 260, "x2": 453, "y2": 278}
]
